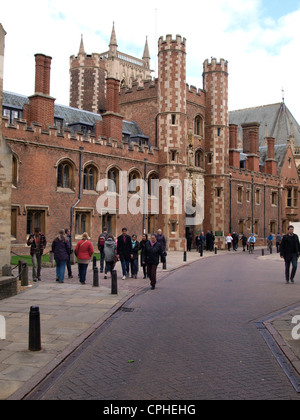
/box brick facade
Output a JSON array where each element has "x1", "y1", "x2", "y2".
[{"x1": 1, "y1": 29, "x2": 300, "y2": 257}]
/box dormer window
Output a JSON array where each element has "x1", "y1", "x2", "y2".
[{"x1": 3, "y1": 107, "x2": 21, "y2": 124}]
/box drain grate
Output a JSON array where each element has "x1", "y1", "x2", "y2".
[{"x1": 121, "y1": 307, "x2": 135, "y2": 313}]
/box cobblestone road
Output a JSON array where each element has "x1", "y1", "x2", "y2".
[{"x1": 33, "y1": 253, "x2": 300, "y2": 400}]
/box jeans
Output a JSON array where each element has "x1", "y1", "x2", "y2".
[
  {"x1": 121, "y1": 260, "x2": 129, "y2": 277},
  {"x1": 285, "y1": 254, "x2": 298, "y2": 282},
  {"x1": 32, "y1": 253, "x2": 42, "y2": 281},
  {"x1": 100, "y1": 248, "x2": 105, "y2": 272},
  {"x1": 78, "y1": 263, "x2": 88, "y2": 284},
  {"x1": 130, "y1": 258, "x2": 138, "y2": 276},
  {"x1": 56, "y1": 260, "x2": 66, "y2": 283}
]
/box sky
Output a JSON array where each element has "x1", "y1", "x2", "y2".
[{"x1": 1, "y1": 0, "x2": 300, "y2": 121}]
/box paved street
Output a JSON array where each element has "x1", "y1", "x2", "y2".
[{"x1": 31, "y1": 252, "x2": 300, "y2": 400}]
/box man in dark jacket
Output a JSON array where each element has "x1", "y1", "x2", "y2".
[
  {"x1": 280, "y1": 225, "x2": 300, "y2": 284},
  {"x1": 27, "y1": 227, "x2": 47, "y2": 282},
  {"x1": 143, "y1": 234, "x2": 163, "y2": 290},
  {"x1": 117, "y1": 227, "x2": 132, "y2": 280}
]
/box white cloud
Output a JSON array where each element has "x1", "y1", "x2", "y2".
[{"x1": 1, "y1": 0, "x2": 300, "y2": 122}]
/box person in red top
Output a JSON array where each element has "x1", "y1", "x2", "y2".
[{"x1": 75, "y1": 232, "x2": 94, "y2": 284}]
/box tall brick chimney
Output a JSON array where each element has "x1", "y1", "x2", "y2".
[
  {"x1": 265, "y1": 136, "x2": 277, "y2": 175},
  {"x1": 101, "y1": 77, "x2": 123, "y2": 140},
  {"x1": 24, "y1": 54, "x2": 55, "y2": 129},
  {"x1": 242, "y1": 123, "x2": 260, "y2": 172}
]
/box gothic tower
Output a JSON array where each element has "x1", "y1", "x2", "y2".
[
  {"x1": 157, "y1": 35, "x2": 188, "y2": 251},
  {"x1": 203, "y1": 58, "x2": 229, "y2": 243},
  {"x1": 69, "y1": 35, "x2": 107, "y2": 114}
]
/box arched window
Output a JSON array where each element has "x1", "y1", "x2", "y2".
[
  {"x1": 107, "y1": 167, "x2": 119, "y2": 193},
  {"x1": 194, "y1": 115, "x2": 204, "y2": 137},
  {"x1": 148, "y1": 173, "x2": 159, "y2": 197},
  {"x1": 195, "y1": 150, "x2": 204, "y2": 168},
  {"x1": 128, "y1": 170, "x2": 141, "y2": 194},
  {"x1": 83, "y1": 165, "x2": 97, "y2": 191},
  {"x1": 57, "y1": 160, "x2": 74, "y2": 189}
]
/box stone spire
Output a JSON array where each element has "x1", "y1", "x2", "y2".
[
  {"x1": 109, "y1": 22, "x2": 118, "y2": 57},
  {"x1": 79, "y1": 34, "x2": 85, "y2": 55},
  {"x1": 143, "y1": 36, "x2": 150, "y2": 68}
]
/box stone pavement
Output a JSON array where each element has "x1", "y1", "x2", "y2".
[
  {"x1": 0, "y1": 249, "x2": 218, "y2": 400},
  {"x1": 1, "y1": 247, "x2": 300, "y2": 399}
]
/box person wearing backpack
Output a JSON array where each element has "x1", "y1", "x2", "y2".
[{"x1": 98, "y1": 227, "x2": 108, "y2": 273}]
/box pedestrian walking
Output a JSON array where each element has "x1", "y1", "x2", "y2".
[
  {"x1": 276, "y1": 232, "x2": 282, "y2": 253},
  {"x1": 157, "y1": 229, "x2": 167, "y2": 262},
  {"x1": 267, "y1": 233, "x2": 274, "y2": 252},
  {"x1": 241, "y1": 234, "x2": 247, "y2": 252},
  {"x1": 206, "y1": 231, "x2": 212, "y2": 251},
  {"x1": 142, "y1": 234, "x2": 163, "y2": 290},
  {"x1": 65, "y1": 228, "x2": 73, "y2": 279},
  {"x1": 117, "y1": 227, "x2": 132, "y2": 280},
  {"x1": 140, "y1": 233, "x2": 148, "y2": 279},
  {"x1": 225, "y1": 233, "x2": 233, "y2": 251},
  {"x1": 98, "y1": 227, "x2": 108, "y2": 273},
  {"x1": 27, "y1": 227, "x2": 47, "y2": 282},
  {"x1": 75, "y1": 233, "x2": 94, "y2": 284},
  {"x1": 232, "y1": 232, "x2": 238, "y2": 251},
  {"x1": 130, "y1": 234, "x2": 140, "y2": 278},
  {"x1": 104, "y1": 234, "x2": 117, "y2": 279},
  {"x1": 280, "y1": 225, "x2": 300, "y2": 284},
  {"x1": 51, "y1": 229, "x2": 71, "y2": 283},
  {"x1": 186, "y1": 231, "x2": 193, "y2": 252}
]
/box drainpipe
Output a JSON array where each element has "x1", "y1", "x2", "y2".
[
  {"x1": 143, "y1": 158, "x2": 148, "y2": 234},
  {"x1": 70, "y1": 147, "x2": 84, "y2": 240}
]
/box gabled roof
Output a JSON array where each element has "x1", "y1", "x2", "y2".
[{"x1": 229, "y1": 102, "x2": 300, "y2": 148}]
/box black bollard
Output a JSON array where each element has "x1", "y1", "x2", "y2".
[
  {"x1": 215, "y1": 247, "x2": 218, "y2": 255},
  {"x1": 262, "y1": 249, "x2": 265, "y2": 256},
  {"x1": 200, "y1": 247, "x2": 203, "y2": 257},
  {"x1": 93, "y1": 255, "x2": 97, "y2": 270},
  {"x1": 111, "y1": 270, "x2": 118, "y2": 295},
  {"x1": 29, "y1": 306, "x2": 41, "y2": 352},
  {"x1": 183, "y1": 251, "x2": 187, "y2": 262},
  {"x1": 21, "y1": 262, "x2": 29, "y2": 287},
  {"x1": 93, "y1": 267, "x2": 99, "y2": 287}
]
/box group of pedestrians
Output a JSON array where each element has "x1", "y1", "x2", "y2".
[
  {"x1": 225, "y1": 232, "x2": 256, "y2": 252},
  {"x1": 26, "y1": 224, "x2": 300, "y2": 288},
  {"x1": 98, "y1": 227, "x2": 167, "y2": 290}
]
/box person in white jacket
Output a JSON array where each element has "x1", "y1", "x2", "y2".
[{"x1": 225, "y1": 233, "x2": 233, "y2": 251}]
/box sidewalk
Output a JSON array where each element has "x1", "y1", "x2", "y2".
[{"x1": 0, "y1": 249, "x2": 218, "y2": 400}]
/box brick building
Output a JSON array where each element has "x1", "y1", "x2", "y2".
[{"x1": 1, "y1": 25, "x2": 300, "y2": 257}]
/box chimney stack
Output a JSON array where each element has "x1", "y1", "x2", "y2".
[
  {"x1": 242, "y1": 122, "x2": 260, "y2": 172},
  {"x1": 266, "y1": 137, "x2": 277, "y2": 175},
  {"x1": 24, "y1": 54, "x2": 55, "y2": 129},
  {"x1": 229, "y1": 124, "x2": 240, "y2": 167}
]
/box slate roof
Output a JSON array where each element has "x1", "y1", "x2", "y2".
[
  {"x1": 229, "y1": 102, "x2": 300, "y2": 148},
  {"x1": 2, "y1": 91, "x2": 148, "y2": 141}
]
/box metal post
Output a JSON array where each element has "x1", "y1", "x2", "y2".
[
  {"x1": 215, "y1": 247, "x2": 218, "y2": 255},
  {"x1": 111, "y1": 270, "x2": 118, "y2": 295},
  {"x1": 93, "y1": 255, "x2": 97, "y2": 270},
  {"x1": 21, "y1": 262, "x2": 28, "y2": 287},
  {"x1": 262, "y1": 249, "x2": 265, "y2": 256},
  {"x1": 29, "y1": 306, "x2": 41, "y2": 352},
  {"x1": 183, "y1": 251, "x2": 187, "y2": 262},
  {"x1": 93, "y1": 266, "x2": 99, "y2": 287}
]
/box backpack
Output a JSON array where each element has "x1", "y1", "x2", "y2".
[{"x1": 99, "y1": 235, "x2": 105, "y2": 247}]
